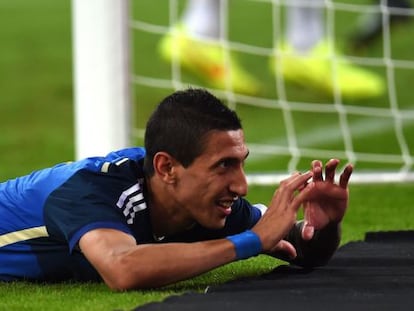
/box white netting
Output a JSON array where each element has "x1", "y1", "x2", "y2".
[{"x1": 129, "y1": 0, "x2": 414, "y2": 184}]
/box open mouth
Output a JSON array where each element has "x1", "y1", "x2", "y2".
[{"x1": 216, "y1": 199, "x2": 236, "y2": 216}]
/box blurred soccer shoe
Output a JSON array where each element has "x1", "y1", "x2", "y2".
[
  {"x1": 158, "y1": 26, "x2": 261, "y2": 95},
  {"x1": 270, "y1": 41, "x2": 385, "y2": 99}
]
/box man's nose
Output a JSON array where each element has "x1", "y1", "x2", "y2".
[{"x1": 230, "y1": 166, "x2": 248, "y2": 197}]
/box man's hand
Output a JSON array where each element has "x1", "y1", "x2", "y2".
[
  {"x1": 300, "y1": 159, "x2": 353, "y2": 240},
  {"x1": 252, "y1": 171, "x2": 313, "y2": 252}
]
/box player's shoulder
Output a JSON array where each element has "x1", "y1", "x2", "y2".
[
  {"x1": 103, "y1": 147, "x2": 146, "y2": 163},
  {"x1": 69, "y1": 147, "x2": 146, "y2": 176},
  {"x1": 98, "y1": 147, "x2": 146, "y2": 178}
]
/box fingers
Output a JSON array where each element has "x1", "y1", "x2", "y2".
[
  {"x1": 311, "y1": 160, "x2": 323, "y2": 182},
  {"x1": 312, "y1": 159, "x2": 352, "y2": 188},
  {"x1": 324, "y1": 159, "x2": 339, "y2": 183},
  {"x1": 301, "y1": 222, "x2": 315, "y2": 241},
  {"x1": 256, "y1": 172, "x2": 314, "y2": 251},
  {"x1": 278, "y1": 171, "x2": 313, "y2": 212},
  {"x1": 273, "y1": 240, "x2": 297, "y2": 260},
  {"x1": 339, "y1": 163, "x2": 353, "y2": 189}
]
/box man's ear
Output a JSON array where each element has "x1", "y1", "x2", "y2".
[{"x1": 152, "y1": 152, "x2": 179, "y2": 184}]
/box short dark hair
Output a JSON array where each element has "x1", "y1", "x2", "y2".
[{"x1": 144, "y1": 88, "x2": 242, "y2": 176}]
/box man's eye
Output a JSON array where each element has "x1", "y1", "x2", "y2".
[
  {"x1": 219, "y1": 159, "x2": 241, "y2": 169},
  {"x1": 218, "y1": 160, "x2": 231, "y2": 168}
]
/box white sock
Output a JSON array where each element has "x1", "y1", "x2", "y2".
[
  {"x1": 286, "y1": 0, "x2": 324, "y2": 52},
  {"x1": 182, "y1": 0, "x2": 221, "y2": 39}
]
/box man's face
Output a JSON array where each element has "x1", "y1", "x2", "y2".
[{"x1": 173, "y1": 129, "x2": 249, "y2": 229}]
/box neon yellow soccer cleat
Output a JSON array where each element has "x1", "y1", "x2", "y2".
[
  {"x1": 159, "y1": 26, "x2": 261, "y2": 95},
  {"x1": 270, "y1": 41, "x2": 385, "y2": 100}
]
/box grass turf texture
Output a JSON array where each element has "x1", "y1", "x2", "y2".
[{"x1": 1, "y1": 0, "x2": 414, "y2": 310}]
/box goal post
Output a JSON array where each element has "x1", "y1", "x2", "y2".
[{"x1": 72, "y1": 0, "x2": 131, "y2": 160}]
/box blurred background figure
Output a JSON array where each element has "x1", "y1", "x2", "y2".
[
  {"x1": 350, "y1": 0, "x2": 412, "y2": 49},
  {"x1": 158, "y1": 0, "x2": 385, "y2": 99},
  {"x1": 159, "y1": 0, "x2": 260, "y2": 95}
]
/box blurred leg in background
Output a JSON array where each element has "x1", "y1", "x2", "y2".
[
  {"x1": 158, "y1": 0, "x2": 261, "y2": 95},
  {"x1": 159, "y1": 0, "x2": 385, "y2": 99},
  {"x1": 350, "y1": 0, "x2": 412, "y2": 49},
  {"x1": 277, "y1": 0, "x2": 385, "y2": 100}
]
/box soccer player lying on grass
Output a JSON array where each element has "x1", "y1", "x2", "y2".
[{"x1": 0, "y1": 88, "x2": 353, "y2": 290}]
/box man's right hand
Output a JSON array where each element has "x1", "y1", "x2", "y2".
[{"x1": 251, "y1": 171, "x2": 313, "y2": 253}]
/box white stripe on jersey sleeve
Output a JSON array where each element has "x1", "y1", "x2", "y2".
[
  {"x1": 0, "y1": 226, "x2": 49, "y2": 247},
  {"x1": 253, "y1": 203, "x2": 268, "y2": 215}
]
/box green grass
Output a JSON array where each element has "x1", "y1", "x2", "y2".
[
  {"x1": 1, "y1": 0, "x2": 414, "y2": 310},
  {"x1": 1, "y1": 183, "x2": 413, "y2": 311}
]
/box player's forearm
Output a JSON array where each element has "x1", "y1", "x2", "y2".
[
  {"x1": 103, "y1": 239, "x2": 237, "y2": 290},
  {"x1": 286, "y1": 220, "x2": 341, "y2": 267}
]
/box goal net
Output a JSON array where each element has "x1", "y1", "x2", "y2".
[{"x1": 73, "y1": 0, "x2": 414, "y2": 184}]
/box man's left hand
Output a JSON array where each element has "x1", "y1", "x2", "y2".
[{"x1": 300, "y1": 159, "x2": 353, "y2": 240}]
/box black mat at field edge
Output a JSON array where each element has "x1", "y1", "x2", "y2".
[{"x1": 134, "y1": 231, "x2": 414, "y2": 311}]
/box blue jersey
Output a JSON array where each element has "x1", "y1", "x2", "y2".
[{"x1": 0, "y1": 147, "x2": 265, "y2": 282}]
